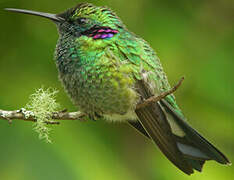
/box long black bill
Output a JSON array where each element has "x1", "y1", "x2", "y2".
[{"x1": 4, "y1": 8, "x2": 64, "y2": 22}]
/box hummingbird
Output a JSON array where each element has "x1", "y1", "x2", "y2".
[{"x1": 5, "y1": 3, "x2": 231, "y2": 175}]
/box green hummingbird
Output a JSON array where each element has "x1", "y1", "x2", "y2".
[{"x1": 5, "y1": 3, "x2": 231, "y2": 175}]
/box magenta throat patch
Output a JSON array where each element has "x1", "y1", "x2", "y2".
[{"x1": 82, "y1": 26, "x2": 119, "y2": 39}]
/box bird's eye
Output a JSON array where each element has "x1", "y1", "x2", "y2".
[{"x1": 76, "y1": 18, "x2": 88, "y2": 25}]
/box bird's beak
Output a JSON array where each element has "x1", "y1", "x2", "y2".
[{"x1": 4, "y1": 8, "x2": 64, "y2": 23}]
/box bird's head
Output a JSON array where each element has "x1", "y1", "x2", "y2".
[{"x1": 5, "y1": 3, "x2": 124, "y2": 40}]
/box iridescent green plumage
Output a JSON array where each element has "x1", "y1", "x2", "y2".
[
  {"x1": 5, "y1": 3, "x2": 230, "y2": 175},
  {"x1": 55, "y1": 3, "x2": 179, "y2": 119}
]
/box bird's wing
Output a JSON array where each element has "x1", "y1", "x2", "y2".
[
  {"x1": 116, "y1": 34, "x2": 230, "y2": 174},
  {"x1": 116, "y1": 32, "x2": 178, "y2": 109}
]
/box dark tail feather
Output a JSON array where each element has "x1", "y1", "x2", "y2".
[
  {"x1": 128, "y1": 121, "x2": 205, "y2": 172},
  {"x1": 160, "y1": 99, "x2": 231, "y2": 165},
  {"x1": 135, "y1": 101, "x2": 194, "y2": 174},
  {"x1": 186, "y1": 159, "x2": 205, "y2": 172},
  {"x1": 134, "y1": 80, "x2": 230, "y2": 175},
  {"x1": 127, "y1": 121, "x2": 150, "y2": 138}
]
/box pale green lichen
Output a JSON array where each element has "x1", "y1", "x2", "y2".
[{"x1": 25, "y1": 88, "x2": 60, "y2": 143}]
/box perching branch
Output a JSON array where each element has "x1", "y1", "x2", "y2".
[
  {"x1": 136, "y1": 76, "x2": 184, "y2": 109},
  {"x1": 0, "y1": 77, "x2": 184, "y2": 124},
  {"x1": 0, "y1": 109, "x2": 86, "y2": 124}
]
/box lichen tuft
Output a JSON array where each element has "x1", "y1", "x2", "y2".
[{"x1": 25, "y1": 88, "x2": 60, "y2": 143}]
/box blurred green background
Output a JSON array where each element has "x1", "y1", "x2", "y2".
[{"x1": 0, "y1": 0, "x2": 233, "y2": 179}]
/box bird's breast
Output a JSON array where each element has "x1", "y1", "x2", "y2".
[{"x1": 56, "y1": 47, "x2": 139, "y2": 119}]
